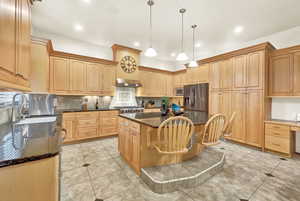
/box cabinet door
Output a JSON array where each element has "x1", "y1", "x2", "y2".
[
  {"x1": 165, "y1": 74, "x2": 173, "y2": 96},
  {"x1": 50, "y1": 57, "x2": 70, "y2": 92},
  {"x1": 70, "y1": 60, "x2": 86, "y2": 92},
  {"x1": 131, "y1": 129, "x2": 140, "y2": 172},
  {"x1": 293, "y1": 52, "x2": 300, "y2": 96},
  {"x1": 102, "y1": 65, "x2": 115, "y2": 95},
  {"x1": 198, "y1": 64, "x2": 209, "y2": 83},
  {"x1": 221, "y1": 59, "x2": 233, "y2": 90},
  {"x1": 247, "y1": 51, "x2": 263, "y2": 89},
  {"x1": 62, "y1": 116, "x2": 76, "y2": 142},
  {"x1": 210, "y1": 61, "x2": 221, "y2": 90},
  {"x1": 269, "y1": 55, "x2": 292, "y2": 96},
  {"x1": 231, "y1": 91, "x2": 246, "y2": 143},
  {"x1": 246, "y1": 90, "x2": 263, "y2": 147},
  {"x1": 233, "y1": 55, "x2": 247, "y2": 89},
  {"x1": 0, "y1": 0, "x2": 16, "y2": 74},
  {"x1": 220, "y1": 91, "x2": 232, "y2": 120},
  {"x1": 209, "y1": 91, "x2": 222, "y2": 115},
  {"x1": 86, "y1": 63, "x2": 102, "y2": 92},
  {"x1": 16, "y1": 0, "x2": 31, "y2": 80}
]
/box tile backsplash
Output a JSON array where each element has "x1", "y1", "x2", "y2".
[{"x1": 56, "y1": 95, "x2": 112, "y2": 110}]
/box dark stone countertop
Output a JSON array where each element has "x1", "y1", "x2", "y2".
[
  {"x1": 59, "y1": 108, "x2": 119, "y2": 113},
  {"x1": 119, "y1": 111, "x2": 208, "y2": 128}
]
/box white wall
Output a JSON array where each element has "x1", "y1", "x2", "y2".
[{"x1": 32, "y1": 28, "x2": 179, "y2": 71}]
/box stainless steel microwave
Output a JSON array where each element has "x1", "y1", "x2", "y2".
[{"x1": 175, "y1": 87, "x2": 184, "y2": 96}]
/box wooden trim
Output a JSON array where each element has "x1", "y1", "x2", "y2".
[
  {"x1": 173, "y1": 69, "x2": 187, "y2": 74},
  {"x1": 111, "y1": 44, "x2": 142, "y2": 54},
  {"x1": 197, "y1": 42, "x2": 275, "y2": 65},
  {"x1": 31, "y1": 37, "x2": 118, "y2": 65},
  {"x1": 0, "y1": 80, "x2": 32, "y2": 92},
  {"x1": 271, "y1": 44, "x2": 300, "y2": 57},
  {"x1": 139, "y1": 66, "x2": 173, "y2": 74}
]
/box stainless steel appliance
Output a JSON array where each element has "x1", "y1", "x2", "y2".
[
  {"x1": 175, "y1": 87, "x2": 184, "y2": 96},
  {"x1": 184, "y1": 83, "x2": 208, "y2": 112},
  {"x1": 113, "y1": 106, "x2": 144, "y2": 114}
]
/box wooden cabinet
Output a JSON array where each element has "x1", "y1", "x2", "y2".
[
  {"x1": 16, "y1": 0, "x2": 31, "y2": 81},
  {"x1": 233, "y1": 54, "x2": 248, "y2": 89},
  {"x1": 231, "y1": 91, "x2": 246, "y2": 143},
  {"x1": 102, "y1": 65, "x2": 115, "y2": 95},
  {"x1": 209, "y1": 91, "x2": 222, "y2": 115},
  {"x1": 0, "y1": 0, "x2": 31, "y2": 90},
  {"x1": 246, "y1": 90, "x2": 263, "y2": 147},
  {"x1": 0, "y1": 156, "x2": 59, "y2": 201},
  {"x1": 210, "y1": 61, "x2": 222, "y2": 90},
  {"x1": 269, "y1": 54, "x2": 292, "y2": 96},
  {"x1": 86, "y1": 63, "x2": 102, "y2": 93},
  {"x1": 62, "y1": 113, "x2": 76, "y2": 142},
  {"x1": 185, "y1": 65, "x2": 209, "y2": 85},
  {"x1": 50, "y1": 57, "x2": 70, "y2": 93},
  {"x1": 49, "y1": 57, "x2": 115, "y2": 96},
  {"x1": 293, "y1": 52, "x2": 300, "y2": 96},
  {"x1": 221, "y1": 59, "x2": 233, "y2": 90},
  {"x1": 62, "y1": 110, "x2": 119, "y2": 143},
  {"x1": 70, "y1": 60, "x2": 86, "y2": 92},
  {"x1": 99, "y1": 110, "x2": 119, "y2": 136},
  {"x1": 265, "y1": 123, "x2": 292, "y2": 155},
  {"x1": 118, "y1": 117, "x2": 140, "y2": 173}
]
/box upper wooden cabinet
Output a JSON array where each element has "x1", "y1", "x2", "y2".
[
  {"x1": 210, "y1": 59, "x2": 233, "y2": 90},
  {"x1": 102, "y1": 65, "x2": 116, "y2": 95},
  {"x1": 293, "y1": 51, "x2": 300, "y2": 96},
  {"x1": 86, "y1": 63, "x2": 102, "y2": 93},
  {"x1": 70, "y1": 60, "x2": 86, "y2": 92},
  {"x1": 50, "y1": 57, "x2": 70, "y2": 93},
  {"x1": 185, "y1": 64, "x2": 209, "y2": 85},
  {"x1": 209, "y1": 61, "x2": 222, "y2": 90},
  {"x1": 49, "y1": 56, "x2": 116, "y2": 96},
  {"x1": 0, "y1": 0, "x2": 32, "y2": 91}
]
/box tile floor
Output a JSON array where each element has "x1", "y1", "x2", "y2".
[{"x1": 61, "y1": 137, "x2": 300, "y2": 201}]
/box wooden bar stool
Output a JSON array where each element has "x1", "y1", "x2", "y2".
[
  {"x1": 202, "y1": 114, "x2": 226, "y2": 146},
  {"x1": 151, "y1": 116, "x2": 195, "y2": 155}
]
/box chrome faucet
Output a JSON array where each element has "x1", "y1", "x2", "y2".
[{"x1": 11, "y1": 93, "x2": 27, "y2": 123}]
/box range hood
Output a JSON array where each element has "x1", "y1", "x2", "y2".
[{"x1": 116, "y1": 78, "x2": 142, "y2": 88}]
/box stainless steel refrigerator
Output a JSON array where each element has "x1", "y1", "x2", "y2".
[{"x1": 184, "y1": 83, "x2": 208, "y2": 112}]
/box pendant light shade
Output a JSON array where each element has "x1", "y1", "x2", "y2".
[
  {"x1": 145, "y1": 0, "x2": 157, "y2": 57},
  {"x1": 176, "y1": 8, "x2": 188, "y2": 61},
  {"x1": 145, "y1": 47, "x2": 157, "y2": 57},
  {"x1": 188, "y1": 24, "x2": 198, "y2": 67}
]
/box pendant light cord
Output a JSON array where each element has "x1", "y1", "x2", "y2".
[
  {"x1": 149, "y1": 2, "x2": 153, "y2": 48},
  {"x1": 192, "y1": 26, "x2": 195, "y2": 60},
  {"x1": 181, "y1": 11, "x2": 184, "y2": 52}
]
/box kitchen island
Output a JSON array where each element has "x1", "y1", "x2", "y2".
[{"x1": 118, "y1": 111, "x2": 208, "y2": 174}]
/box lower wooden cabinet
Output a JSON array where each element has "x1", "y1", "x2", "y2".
[
  {"x1": 210, "y1": 89, "x2": 264, "y2": 148},
  {"x1": 62, "y1": 110, "x2": 119, "y2": 143},
  {"x1": 0, "y1": 156, "x2": 59, "y2": 201},
  {"x1": 265, "y1": 123, "x2": 293, "y2": 155},
  {"x1": 118, "y1": 117, "x2": 140, "y2": 173}
]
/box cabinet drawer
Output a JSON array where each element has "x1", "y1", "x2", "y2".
[
  {"x1": 265, "y1": 129, "x2": 290, "y2": 138},
  {"x1": 130, "y1": 121, "x2": 140, "y2": 132},
  {"x1": 100, "y1": 110, "x2": 119, "y2": 117},
  {"x1": 77, "y1": 112, "x2": 99, "y2": 119},
  {"x1": 78, "y1": 119, "x2": 98, "y2": 127},
  {"x1": 102, "y1": 127, "x2": 118, "y2": 135},
  {"x1": 77, "y1": 127, "x2": 98, "y2": 139},
  {"x1": 63, "y1": 113, "x2": 76, "y2": 119},
  {"x1": 102, "y1": 117, "x2": 118, "y2": 127},
  {"x1": 265, "y1": 135, "x2": 290, "y2": 154},
  {"x1": 265, "y1": 123, "x2": 290, "y2": 132}
]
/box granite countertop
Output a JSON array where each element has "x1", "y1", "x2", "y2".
[
  {"x1": 119, "y1": 111, "x2": 208, "y2": 128},
  {"x1": 59, "y1": 108, "x2": 119, "y2": 113}
]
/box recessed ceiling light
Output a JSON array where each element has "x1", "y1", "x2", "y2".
[
  {"x1": 171, "y1": 53, "x2": 176, "y2": 57},
  {"x1": 74, "y1": 24, "x2": 83, "y2": 31},
  {"x1": 133, "y1": 42, "x2": 140, "y2": 47},
  {"x1": 195, "y1": 42, "x2": 202, "y2": 48},
  {"x1": 82, "y1": 0, "x2": 91, "y2": 3},
  {"x1": 234, "y1": 26, "x2": 244, "y2": 34}
]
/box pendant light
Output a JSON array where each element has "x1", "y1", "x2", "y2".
[
  {"x1": 145, "y1": 0, "x2": 157, "y2": 57},
  {"x1": 176, "y1": 8, "x2": 189, "y2": 61},
  {"x1": 189, "y1": 24, "x2": 198, "y2": 67}
]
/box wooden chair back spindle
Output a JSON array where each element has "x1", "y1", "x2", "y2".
[
  {"x1": 223, "y1": 112, "x2": 236, "y2": 137},
  {"x1": 153, "y1": 116, "x2": 195, "y2": 155},
  {"x1": 202, "y1": 114, "x2": 226, "y2": 146}
]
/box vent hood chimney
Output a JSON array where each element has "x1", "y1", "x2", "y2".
[{"x1": 116, "y1": 78, "x2": 142, "y2": 88}]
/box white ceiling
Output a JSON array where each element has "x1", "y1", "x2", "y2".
[{"x1": 32, "y1": 0, "x2": 300, "y2": 62}]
